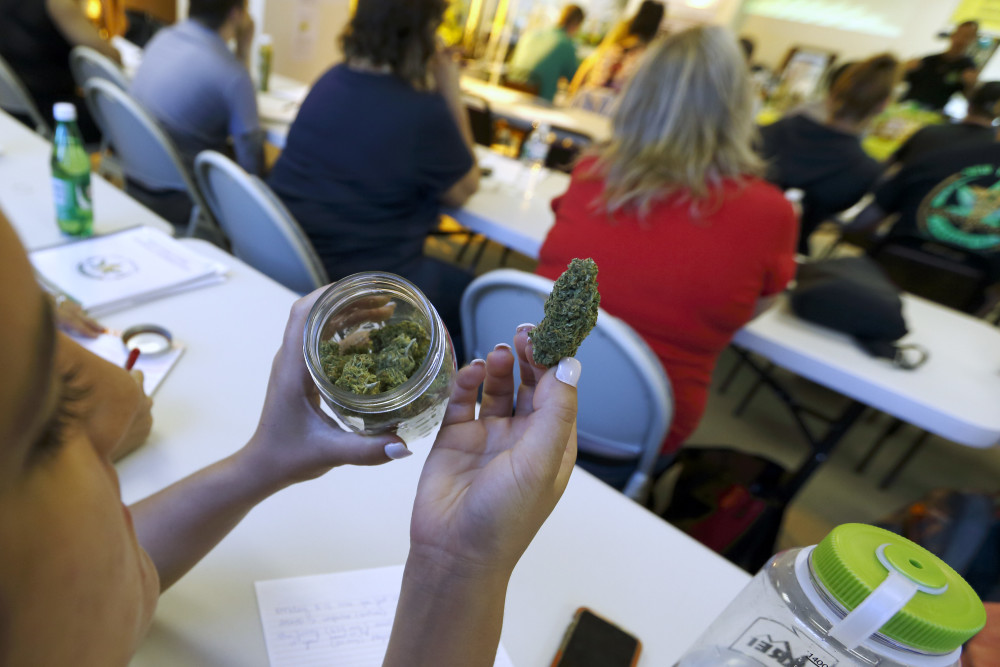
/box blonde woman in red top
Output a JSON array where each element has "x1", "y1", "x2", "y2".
[{"x1": 537, "y1": 26, "x2": 798, "y2": 486}]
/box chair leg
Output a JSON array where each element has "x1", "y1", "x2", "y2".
[
  {"x1": 855, "y1": 417, "x2": 904, "y2": 473},
  {"x1": 467, "y1": 237, "x2": 491, "y2": 273},
  {"x1": 879, "y1": 431, "x2": 930, "y2": 490}
]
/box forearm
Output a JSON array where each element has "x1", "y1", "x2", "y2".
[
  {"x1": 130, "y1": 441, "x2": 286, "y2": 591},
  {"x1": 46, "y1": 0, "x2": 120, "y2": 61},
  {"x1": 384, "y1": 549, "x2": 510, "y2": 667},
  {"x1": 233, "y1": 130, "x2": 266, "y2": 177}
]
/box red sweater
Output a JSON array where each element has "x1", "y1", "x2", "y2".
[{"x1": 537, "y1": 158, "x2": 798, "y2": 453}]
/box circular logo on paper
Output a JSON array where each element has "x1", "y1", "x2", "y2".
[
  {"x1": 77, "y1": 255, "x2": 139, "y2": 281},
  {"x1": 918, "y1": 164, "x2": 1000, "y2": 252}
]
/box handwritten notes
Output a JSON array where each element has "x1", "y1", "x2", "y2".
[{"x1": 255, "y1": 565, "x2": 514, "y2": 667}]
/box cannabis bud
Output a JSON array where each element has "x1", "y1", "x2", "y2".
[
  {"x1": 529, "y1": 258, "x2": 600, "y2": 367},
  {"x1": 320, "y1": 320, "x2": 432, "y2": 395}
]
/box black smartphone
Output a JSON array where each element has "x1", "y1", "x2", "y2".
[{"x1": 550, "y1": 608, "x2": 642, "y2": 667}]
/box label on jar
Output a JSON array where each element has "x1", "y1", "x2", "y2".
[
  {"x1": 731, "y1": 618, "x2": 839, "y2": 667},
  {"x1": 396, "y1": 398, "x2": 449, "y2": 445}
]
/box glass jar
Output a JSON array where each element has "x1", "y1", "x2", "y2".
[
  {"x1": 677, "y1": 524, "x2": 985, "y2": 667},
  {"x1": 303, "y1": 272, "x2": 455, "y2": 442}
]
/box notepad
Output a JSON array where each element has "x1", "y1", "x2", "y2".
[
  {"x1": 255, "y1": 565, "x2": 515, "y2": 667},
  {"x1": 31, "y1": 227, "x2": 227, "y2": 316},
  {"x1": 72, "y1": 332, "x2": 184, "y2": 396}
]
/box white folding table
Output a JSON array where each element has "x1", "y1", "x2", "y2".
[
  {"x1": 111, "y1": 240, "x2": 750, "y2": 666},
  {"x1": 0, "y1": 109, "x2": 174, "y2": 250}
]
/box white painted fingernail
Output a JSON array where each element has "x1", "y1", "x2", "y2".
[
  {"x1": 493, "y1": 343, "x2": 512, "y2": 352},
  {"x1": 516, "y1": 322, "x2": 536, "y2": 332},
  {"x1": 470, "y1": 358, "x2": 486, "y2": 367},
  {"x1": 555, "y1": 358, "x2": 582, "y2": 387},
  {"x1": 385, "y1": 442, "x2": 412, "y2": 460}
]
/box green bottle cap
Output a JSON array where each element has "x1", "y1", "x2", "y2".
[{"x1": 812, "y1": 524, "x2": 986, "y2": 654}]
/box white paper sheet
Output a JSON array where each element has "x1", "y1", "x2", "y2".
[
  {"x1": 72, "y1": 332, "x2": 184, "y2": 396},
  {"x1": 255, "y1": 565, "x2": 515, "y2": 667}
]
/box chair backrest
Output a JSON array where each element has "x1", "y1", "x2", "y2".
[
  {"x1": 462, "y1": 93, "x2": 494, "y2": 147},
  {"x1": 461, "y1": 269, "x2": 673, "y2": 500},
  {"x1": 0, "y1": 54, "x2": 51, "y2": 138},
  {"x1": 870, "y1": 235, "x2": 994, "y2": 314},
  {"x1": 84, "y1": 78, "x2": 212, "y2": 236},
  {"x1": 194, "y1": 151, "x2": 329, "y2": 294},
  {"x1": 70, "y1": 46, "x2": 130, "y2": 91}
]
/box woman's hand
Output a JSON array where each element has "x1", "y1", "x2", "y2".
[
  {"x1": 384, "y1": 328, "x2": 579, "y2": 667},
  {"x1": 52, "y1": 294, "x2": 105, "y2": 338},
  {"x1": 410, "y1": 326, "x2": 580, "y2": 575},
  {"x1": 242, "y1": 288, "x2": 404, "y2": 489}
]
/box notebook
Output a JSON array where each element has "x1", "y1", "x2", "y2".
[
  {"x1": 255, "y1": 565, "x2": 515, "y2": 667},
  {"x1": 31, "y1": 226, "x2": 227, "y2": 316}
]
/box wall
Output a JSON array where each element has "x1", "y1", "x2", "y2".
[
  {"x1": 736, "y1": 0, "x2": 963, "y2": 70},
  {"x1": 259, "y1": 0, "x2": 353, "y2": 84}
]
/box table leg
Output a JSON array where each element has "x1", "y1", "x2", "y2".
[{"x1": 779, "y1": 400, "x2": 868, "y2": 503}]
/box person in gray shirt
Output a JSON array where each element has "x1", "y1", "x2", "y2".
[{"x1": 131, "y1": 0, "x2": 262, "y2": 190}]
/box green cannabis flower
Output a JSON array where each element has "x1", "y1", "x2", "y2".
[
  {"x1": 319, "y1": 320, "x2": 432, "y2": 395},
  {"x1": 529, "y1": 258, "x2": 600, "y2": 367}
]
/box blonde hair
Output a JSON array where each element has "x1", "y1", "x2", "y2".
[{"x1": 593, "y1": 26, "x2": 763, "y2": 215}]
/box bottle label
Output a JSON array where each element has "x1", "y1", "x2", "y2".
[
  {"x1": 52, "y1": 173, "x2": 93, "y2": 236},
  {"x1": 732, "y1": 618, "x2": 840, "y2": 667}
]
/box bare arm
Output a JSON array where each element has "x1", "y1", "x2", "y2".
[
  {"x1": 46, "y1": 0, "x2": 121, "y2": 63},
  {"x1": 431, "y1": 48, "x2": 480, "y2": 208},
  {"x1": 130, "y1": 292, "x2": 401, "y2": 590}
]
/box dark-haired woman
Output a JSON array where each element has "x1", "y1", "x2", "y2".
[{"x1": 269, "y1": 0, "x2": 478, "y2": 349}]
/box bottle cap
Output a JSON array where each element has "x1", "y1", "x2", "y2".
[
  {"x1": 53, "y1": 103, "x2": 77, "y2": 123},
  {"x1": 812, "y1": 524, "x2": 985, "y2": 654}
]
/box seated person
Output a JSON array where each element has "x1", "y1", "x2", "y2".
[
  {"x1": 130, "y1": 0, "x2": 262, "y2": 228},
  {"x1": 0, "y1": 207, "x2": 581, "y2": 666},
  {"x1": 845, "y1": 139, "x2": 1000, "y2": 280},
  {"x1": 536, "y1": 27, "x2": 798, "y2": 488},
  {"x1": 569, "y1": 0, "x2": 664, "y2": 109},
  {"x1": 902, "y1": 21, "x2": 979, "y2": 112},
  {"x1": 758, "y1": 54, "x2": 899, "y2": 254},
  {"x1": 269, "y1": 0, "x2": 478, "y2": 356},
  {"x1": 506, "y1": 4, "x2": 585, "y2": 101},
  {"x1": 0, "y1": 0, "x2": 122, "y2": 142},
  {"x1": 892, "y1": 81, "x2": 1000, "y2": 168}
]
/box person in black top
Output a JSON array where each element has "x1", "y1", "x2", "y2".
[
  {"x1": 902, "y1": 21, "x2": 979, "y2": 111},
  {"x1": 269, "y1": 0, "x2": 479, "y2": 358},
  {"x1": 759, "y1": 54, "x2": 898, "y2": 254},
  {"x1": 846, "y1": 140, "x2": 1000, "y2": 277},
  {"x1": 0, "y1": 0, "x2": 121, "y2": 142},
  {"x1": 892, "y1": 81, "x2": 1000, "y2": 168}
]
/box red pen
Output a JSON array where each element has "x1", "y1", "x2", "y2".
[{"x1": 125, "y1": 348, "x2": 141, "y2": 371}]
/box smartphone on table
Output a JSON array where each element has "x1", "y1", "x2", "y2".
[{"x1": 550, "y1": 607, "x2": 642, "y2": 667}]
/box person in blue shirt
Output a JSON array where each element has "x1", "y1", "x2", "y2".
[
  {"x1": 129, "y1": 0, "x2": 262, "y2": 226},
  {"x1": 269, "y1": 0, "x2": 479, "y2": 357},
  {"x1": 507, "y1": 5, "x2": 585, "y2": 101}
]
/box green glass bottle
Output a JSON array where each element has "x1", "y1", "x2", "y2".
[{"x1": 51, "y1": 103, "x2": 93, "y2": 238}]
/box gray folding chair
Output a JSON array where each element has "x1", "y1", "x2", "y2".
[
  {"x1": 83, "y1": 78, "x2": 216, "y2": 238},
  {"x1": 70, "y1": 46, "x2": 128, "y2": 179},
  {"x1": 70, "y1": 46, "x2": 130, "y2": 91},
  {"x1": 0, "y1": 54, "x2": 51, "y2": 138},
  {"x1": 461, "y1": 269, "x2": 674, "y2": 502},
  {"x1": 194, "y1": 151, "x2": 329, "y2": 294}
]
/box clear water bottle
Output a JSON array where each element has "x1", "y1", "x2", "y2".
[
  {"x1": 51, "y1": 103, "x2": 93, "y2": 238},
  {"x1": 677, "y1": 524, "x2": 986, "y2": 667},
  {"x1": 519, "y1": 121, "x2": 552, "y2": 198}
]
